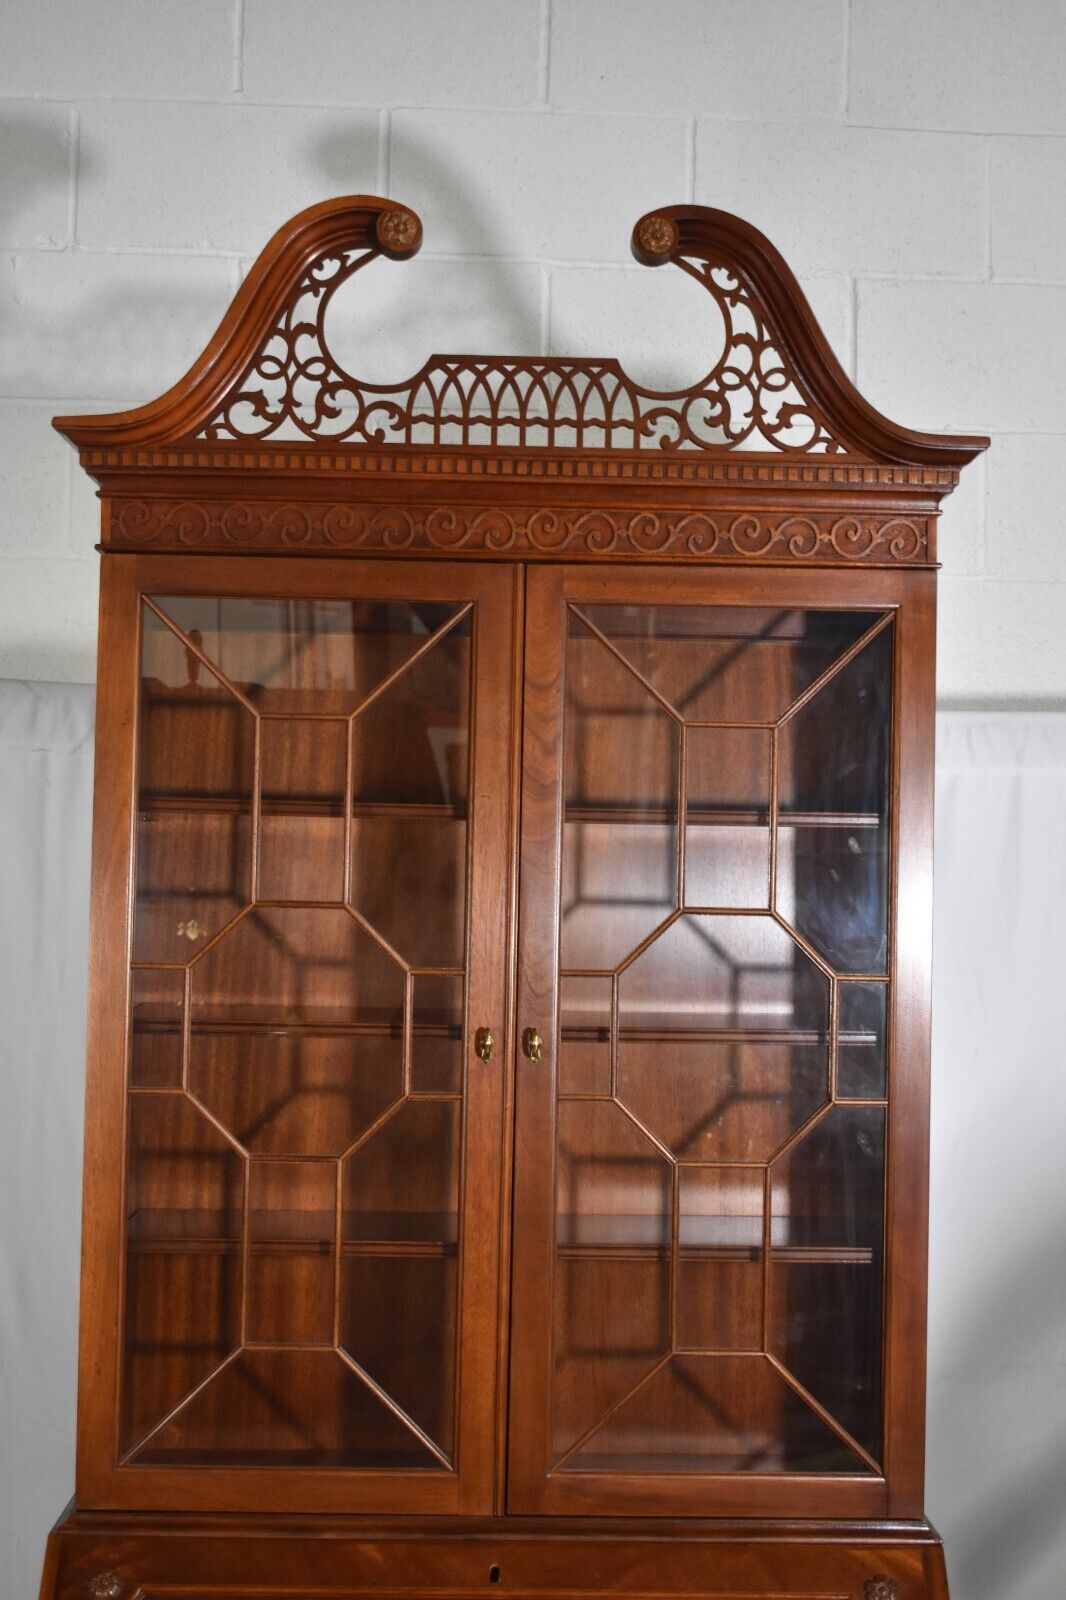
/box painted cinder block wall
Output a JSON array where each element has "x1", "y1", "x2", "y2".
[
  {"x1": 2, "y1": 0, "x2": 1065, "y2": 698},
  {"x1": 3, "y1": 8, "x2": 1066, "y2": 1600}
]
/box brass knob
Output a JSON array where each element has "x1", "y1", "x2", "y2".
[
  {"x1": 522, "y1": 1027, "x2": 543, "y2": 1063},
  {"x1": 474, "y1": 1027, "x2": 494, "y2": 1063}
]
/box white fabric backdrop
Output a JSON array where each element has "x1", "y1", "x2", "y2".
[
  {"x1": 0, "y1": 682, "x2": 93, "y2": 1600},
  {"x1": 1, "y1": 684, "x2": 1063, "y2": 1600}
]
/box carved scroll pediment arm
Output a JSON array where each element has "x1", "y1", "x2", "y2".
[
  {"x1": 53, "y1": 196, "x2": 421, "y2": 451},
  {"x1": 632, "y1": 204, "x2": 986, "y2": 468}
]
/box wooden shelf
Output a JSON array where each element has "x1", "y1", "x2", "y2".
[
  {"x1": 138, "y1": 792, "x2": 466, "y2": 820},
  {"x1": 558, "y1": 1213, "x2": 875, "y2": 1265},
  {"x1": 136, "y1": 793, "x2": 879, "y2": 829},
  {"x1": 564, "y1": 804, "x2": 882, "y2": 828},
  {"x1": 559, "y1": 1026, "x2": 873, "y2": 1046},
  {"x1": 126, "y1": 1208, "x2": 459, "y2": 1258},
  {"x1": 131, "y1": 1016, "x2": 461, "y2": 1040},
  {"x1": 125, "y1": 1209, "x2": 873, "y2": 1266}
]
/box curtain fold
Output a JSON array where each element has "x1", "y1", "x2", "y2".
[
  {"x1": 0, "y1": 681, "x2": 94, "y2": 1600},
  {"x1": 929, "y1": 712, "x2": 1066, "y2": 1600}
]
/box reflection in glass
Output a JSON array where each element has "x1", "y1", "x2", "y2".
[
  {"x1": 838, "y1": 982, "x2": 888, "y2": 1100},
  {"x1": 568, "y1": 1354, "x2": 858, "y2": 1473},
  {"x1": 122, "y1": 1094, "x2": 242, "y2": 1457},
  {"x1": 124, "y1": 591, "x2": 472, "y2": 1472},
  {"x1": 617, "y1": 915, "x2": 829, "y2": 1163},
  {"x1": 558, "y1": 974, "x2": 613, "y2": 1098},
  {"x1": 342, "y1": 1100, "x2": 461, "y2": 1460},
  {"x1": 770, "y1": 1105, "x2": 886, "y2": 1462},
  {"x1": 132, "y1": 1348, "x2": 439, "y2": 1467},
  {"x1": 777, "y1": 622, "x2": 893, "y2": 974},
  {"x1": 246, "y1": 1160, "x2": 335, "y2": 1346},
  {"x1": 553, "y1": 1100, "x2": 670, "y2": 1462},
  {"x1": 350, "y1": 612, "x2": 470, "y2": 969},
  {"x1": 677, "y1": 1167, "x2": 763, "y2": 1351},
  {"x1": 258, "y1": 717, "x2": 347, "y2": 903},
  {"x1": 684, "y1": 725, "x2": 771, "y2": 909},
  {"x1": 561, "y1": 610, "x2": 678, "y2": 970},
  {"x1": 574, "y1": 604, "x2": 876, "y2": 723},
  {"x1": 411, "y1": 974, "x2": 464, "y2": 1094},
  {"x1": 551, "y1": 600, "x2": 893, "y2": 1480},
  {"x1": 130, "y1": 968, "x2": 184, "y2": 1089},
  {"x1": 150, "y1": 595, "x2": 462, "y2": 715},
  {"x1": 340, "y1": 1255, "x2": 457, "y2": 1458},
  {"x1": 135, "y1": 604, "x2": 254, "y2": 962}
]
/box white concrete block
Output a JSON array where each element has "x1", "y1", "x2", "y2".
[
  {"x1": 548, "y1": 265, "x2": 850, "y2": 391},
  {"x1": 550, "y1": 0, "x2": 844, "y2": 122},
  {"x1": 937, "y1": 448, "x2": 986, "y2": 578},
  {"x1": 696, "y1": 120, "x2": 984, "y2": 278},
  {"x1": 937, "y1": 576, "x2": 1066, "y2": 703},
  {"x1": 326, "y1": 254, "x2": 546, "y2": 377},
  {"x1": 849, "y1": 0, "x2": 1066, "y2": 135},
  {"x1": 0, "y1": 404, "x2": 71, "y2": 557},
  {"x1": 0, "y1": 0, "x2": 232, "y2": 100},
  {"x1": 243, "y1": 0, "x2": 542, "y2": 107},
  {"x1": 991, "y1": 138, "x2": 1066, "y2": 281},
  {"x1": 1, "y1": 251, "x2": 236, "y2": 401},
  {"x1": 0, "y1": 104, "x2": 72, "y2": 250},
  {"x1": 985, "y1": 433, "x2": 1066, "y2": 581},
  {"x1": 389, "y1": 109, "x2": 689, "y2": 262},
  {"x1": 0, "y1": 558, "x2": 99, "y2": 683},
  {"x1": 800, "y1": 276, "x2": 852, "y2": 375},
  {"x1": 549, "y1": 264, "x2": 728, "y2": 391},
  {"x1": 856, "y1": 279, "x2": 1066, "y2": 435},
  {"x1": 77, "y1": 102, "x2": 381, "y2": 253}
]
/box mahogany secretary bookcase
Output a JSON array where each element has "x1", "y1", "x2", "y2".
[{"x1": 42, "y1": 197, "x2": 985, "y2": 1600}]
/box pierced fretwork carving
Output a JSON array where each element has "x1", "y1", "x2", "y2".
[
  {"x1": 197, "y1": 241, "x2": 842, "y2": 454},
  {"x1": 200, "y1": 246, "x2": 375, "y2": 444}
]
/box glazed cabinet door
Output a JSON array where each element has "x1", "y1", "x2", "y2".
[
  {"x1": 507, "y1": 563, "x2": 934, "y2": 1518},
  {"x1": 78, "y1": 555, "x2": 515, "y2": 1515}
]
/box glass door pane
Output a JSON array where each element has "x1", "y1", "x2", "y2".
[
  {"x1": 124, "y1": 593, "x2": 474, "y2": 1471},
  {"x1": 545, "y1": 599, "x2": 892, "y2": 1482}
]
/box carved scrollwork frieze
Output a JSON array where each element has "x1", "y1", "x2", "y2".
[{"x1": 108, "y1": 497, "x2": 931, "y2": 563}]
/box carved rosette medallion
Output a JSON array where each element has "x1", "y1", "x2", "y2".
[
  {"x1": 375, "y1": 206, "x2": 420, "y2": 254},
  {"x1": 636, "y1": 213, "x2": 680, "y2": 257},
  {"x1": 87, "y1": 1573, "x2": 124, "y2": 1600},
  {"x1": 862, "y1": 1576, "x2": 900, "y2": 1600}
]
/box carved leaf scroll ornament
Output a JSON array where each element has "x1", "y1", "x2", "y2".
[{"x1": 109, "y1": 497, "x2": 928, "y2": 563}]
